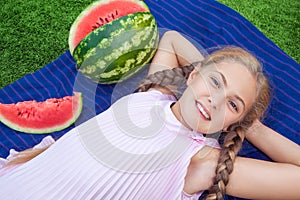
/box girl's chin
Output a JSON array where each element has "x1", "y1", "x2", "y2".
[
  {"x1": 195, "y1": 125, "x2": 223, "y2": 134},
  {"x1": 198, "y1": 122, "x2": 226, "y2": 134}
]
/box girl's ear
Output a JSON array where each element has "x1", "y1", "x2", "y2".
[{"x1": 186, "y1": 69, "x2": 199, "y2": 86}]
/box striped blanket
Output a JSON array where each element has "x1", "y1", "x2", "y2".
[{"x1": 0, "y1": 0, "x2": 299, "y2": 199}]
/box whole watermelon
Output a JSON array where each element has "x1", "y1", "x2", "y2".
[{"x1": 70, "y1": 0, "x2": 158, "y2": 84}]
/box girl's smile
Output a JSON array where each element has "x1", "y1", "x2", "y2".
[{"x1": 195, "y1": 100, "x2": 211, "y2": 121}]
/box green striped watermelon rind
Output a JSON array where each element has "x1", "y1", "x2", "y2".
[
  {"x1": 73, "y1": 12, "x2": 159, "y2": 84},
  {"x1": 0, "y1": 92, "x2": 83, "y2": 134}
]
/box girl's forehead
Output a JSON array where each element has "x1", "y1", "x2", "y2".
[
  {"x1": 200, "y1": 61, "x2": 253, "y2": 78},
  {"x1": 200, "y1": 60, "x2": 240, "y2": 70}
]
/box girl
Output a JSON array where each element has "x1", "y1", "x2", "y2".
[{"x1": 0, "y1": 31, "x2": 300, "y2": 200}]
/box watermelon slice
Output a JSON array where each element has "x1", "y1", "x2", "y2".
[
  {"x1": 68, "y1": 0, "x2": 149, "y2": 54},
  {"x1": 0, "y1": 92, "x2": 83, "y2": 134}
]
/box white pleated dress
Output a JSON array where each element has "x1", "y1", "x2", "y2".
[{"x1": 0, "y1": 90, "x2": 219, "y2": 200}]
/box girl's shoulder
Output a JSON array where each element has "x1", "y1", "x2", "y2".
[
  {"x1": 138, "y1": 88, "x2": 177, "y2": 102},
  {"x1": 112, "y1": 89, "x2": 177, "y2": 112}
]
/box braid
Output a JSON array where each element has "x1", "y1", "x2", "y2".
[
  {"x1": 138, "y1": 64, "x2": 195, "y2": 98},
  {"x1": 206, "y1": 125, "x2": 245, "y2": 200},
  {"x1": 206, "y1": 85, "x2": 270, "y2": 200},
  {"x1": 204, "y1": 47, "x2": 270, "y2": 200}
]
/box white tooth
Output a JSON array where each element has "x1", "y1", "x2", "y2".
[
  {"x1": 200, "y1": 107, "x2": 209, "y2": 119},
  {"x1": 197, "y1": 102, "x2": 209, "y2": 119}
]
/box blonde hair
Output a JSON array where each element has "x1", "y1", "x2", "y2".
[{"x1": 140, "y1": 46, "x2": 270, "y2": 200}]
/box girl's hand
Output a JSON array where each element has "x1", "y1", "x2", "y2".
[{"x1": 184, "y1": 146, "x2": 220, "y2": 194}]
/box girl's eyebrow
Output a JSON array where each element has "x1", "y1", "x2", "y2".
[
  {"x1": 216, "y1": 71, "x2": 246, "y2": 110},
  {"x1": 234, "y1": 94, "x2": 246, "y2": 111},
  {"x1": 218, "y1": 71, "x2": 227, "y2": 87}
]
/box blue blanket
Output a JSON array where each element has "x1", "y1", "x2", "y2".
[{"x1": 0, "y1": 0, "x2": 299, "y2": 199}]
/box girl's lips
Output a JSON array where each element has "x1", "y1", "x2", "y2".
[{"x1": 195, "y1": 100, "x2": 211, "y2": 121}]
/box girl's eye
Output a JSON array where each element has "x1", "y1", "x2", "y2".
[
  {"x1": 229, "y1": 101, "x2": 238, "y2": 112},
  {"x1": 210, "y1": 77, "x2": 220, "y2": 88}
]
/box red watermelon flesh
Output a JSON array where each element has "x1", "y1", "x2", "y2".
[
  {"x1": 69, "y1": 0, "x2": 149, "y2": 53},
  {"x1": 0, "y1": 92, "x2": 82, "y2": 134}
]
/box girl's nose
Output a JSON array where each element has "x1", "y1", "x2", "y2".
[
  {"x1": 208, "y1": 96, "x2": 217, "y2": 110},
  {"x1": 208, "y1": 95, "x2": 224, "y2": 110}
]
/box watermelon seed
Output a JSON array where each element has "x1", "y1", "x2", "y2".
[{"x1": 92, "y1": 10, "x2": 119, "y2": 30}]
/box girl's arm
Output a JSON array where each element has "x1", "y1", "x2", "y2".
[
  {"x1": 226, "y1": 156, "x2": 300, "y2": 200},
  {"x1": 187, "y1": 146, "x2": 300, "y2": 199},
  {"x1": 147, "y1": 30, "x2": 205, "y2": 75},
  {"x1": 246, "y1": 120, "x2": 300, "y2": 166}
]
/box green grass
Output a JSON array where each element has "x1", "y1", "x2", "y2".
[
  {"x1": 0, "y1": 0, "x2": 94, "y2": 89},
  {"x1": 219, "y1": 0, "x2": 300, "y2": 62},
  {"x1": 0, "y1": 0, "x2": 299, "y2": 89}
]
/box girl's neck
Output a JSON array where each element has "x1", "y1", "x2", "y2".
[{"x1": 171, "y1": 101, "x2": 193, "y2": 131}]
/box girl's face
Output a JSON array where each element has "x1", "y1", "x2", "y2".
[{"x1": 172, "y1": 61, "x2": 257, "y2": 134}]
